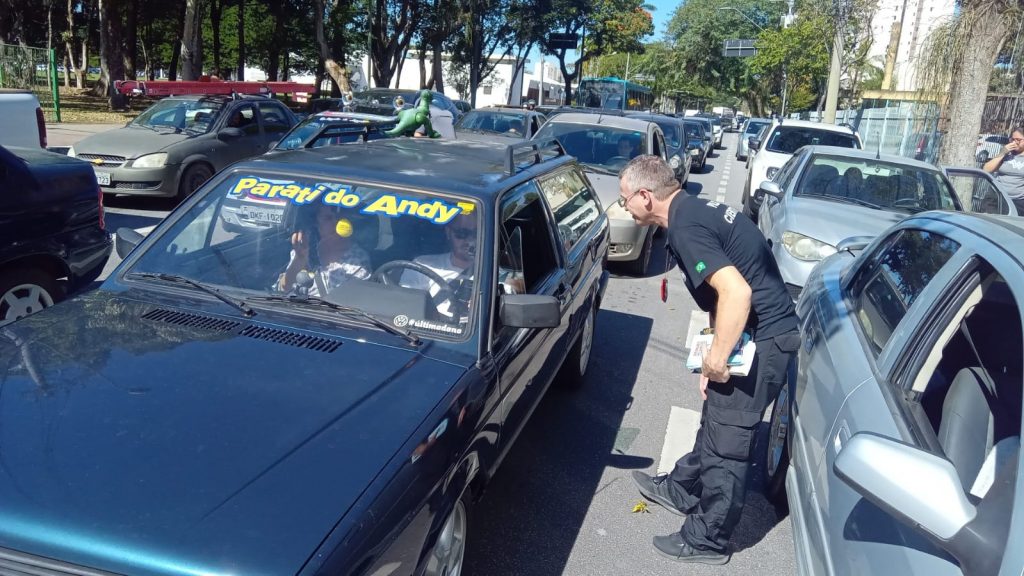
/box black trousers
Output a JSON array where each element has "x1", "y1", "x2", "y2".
[{"x1": 664, "y1": 330, "x2": 801, "y2": 552}]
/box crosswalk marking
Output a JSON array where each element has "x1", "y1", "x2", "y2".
[{"x1": 659, "y1": 406, "x2": 702, "y2": 474}]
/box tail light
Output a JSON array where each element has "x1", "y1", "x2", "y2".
[
  {"x1": 35, "y1": 107, "x2": 47, "y2": 148},
  {"x1": 98, "y1": 186, "x2": 105, "y2": 230}
]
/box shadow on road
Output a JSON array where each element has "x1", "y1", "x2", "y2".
[
  {"x1": 684, "y1": 181, "x2": 703, "y2": 196},
  {"x1": 464, "y1": 308, "x2": 654, "y2": 576},
  {"x1": 732, "y1": 422, "x2": 788, "y2": 552},
  {"x1": 104, "y1": 211, "x2": 166, "y2": 232}
]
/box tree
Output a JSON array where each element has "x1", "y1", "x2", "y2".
[
  {"x1": 313, "y1": 0, "x2": 354, "y2": 93},
  {"x1": 750, "y1": 15, "x2": 829, "y2": 112},
  {"x1": 917, "y1": 0, "x2": 1020, "y2": 166},
  {"x1": 180, "y1": 0, "x2": 203, "y2": 79},
  {"x1": 63, "y1": 0, "x2": 90, "y2": 88},
  {"x1": 96, "y1": 0, "x2": 127, "y2": 102},
  {"x1": 369, "y1": 0, "x2": 422, "y2": 87}
]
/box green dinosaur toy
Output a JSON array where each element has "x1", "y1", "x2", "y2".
[{"x1": 386, "y1": 89, "x2": 441, "y2": 138}]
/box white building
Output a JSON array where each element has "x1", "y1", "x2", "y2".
[{"x1": 868, "y1": 0, "x2": 956, "y2": 92}]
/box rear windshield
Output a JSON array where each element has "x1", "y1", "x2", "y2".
[{"x1": 766, "y1": 126, "x2": 860, "y2": 154}]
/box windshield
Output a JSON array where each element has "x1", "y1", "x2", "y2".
[
  {"x1": 655, "y1": 121, "x2": 680, "y2": 148},
  {"x1": 535, "y1": 122, "x2": 648, "y2": 172},
  {"x1": 455, "y1": 110, "x2": 528, "y2": 135},
  {"x1": 274, "y1": 115, "x2": 396, "y2": 150},
  {"x1": 681, "y1": 121, "x2": 705, "y2": 141},
  {"x1": 744, "y1": 121, "x2": 770, "y2": 135},
  {"x1": 577, "y1": 81, "x2": 625, "y2": 110},
  {"x1": 766, "y1": 126, "x2": 860, "y2": 154},
  {"x1": 795, "y1": 155, "x2": 959, "y2": 213},
  {"x1": 132, "y1": 98, "x2": 224, "y2": 133},
  {"x1": 127, "y1": 172, "x2": 483, "y2": 340}
]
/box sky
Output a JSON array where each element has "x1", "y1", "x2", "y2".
[{"x1": 647, "y1": 0, "x2": 679, "y2": 40}]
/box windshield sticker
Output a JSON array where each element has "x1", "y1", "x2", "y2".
[
  {"x1": 334, "y1": 218, "x2": 354, "y2": 237},
  {"x1": 393, "y1": 314, "x2": 464, "y2": 335},
  {"x1": 229, "y1": 177, "x2": 328, "y2": 205},
  {"x1": 362, "y1": 195, "x2": 463, "y2": 225}
]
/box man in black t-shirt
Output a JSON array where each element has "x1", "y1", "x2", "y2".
[{"x1": 618, "y1": 155, "x2": 799, "y2": 565}]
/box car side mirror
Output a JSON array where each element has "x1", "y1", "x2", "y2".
[
  {"x1": 757, "y1": 180, "x2": 783, "y2": 199},
  {"x1": 218, "y1": 127, "x2": 245, "y2": 141},
  {"x1": 115, "y1": 227, "x2": 145, "y2": 259},
  {"x1": 749, "y1": 137, "x2": 761, "y2": 151},
  {"x1": 834, "y1": 433, "x2": 1013, "y2": 576},
  {"x1": 500, "y1": 294, "x2": 561, "y2": 328},
  {"x1": 835, "y1": 236, "x2": 874, "y2": 254}
]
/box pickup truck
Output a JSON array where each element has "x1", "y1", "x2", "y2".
[
  {"x1": 0, "y1": 89, "x2": 47, "y2": 148},
  {"x1": 0, "y1": 144, "x2": 112, "y2": 326}
]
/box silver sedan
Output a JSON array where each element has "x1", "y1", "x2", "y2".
[{"x1": 765, "y1": 211, "x2": 1024, "y2": 576}]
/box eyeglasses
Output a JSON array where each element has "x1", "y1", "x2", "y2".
[
  {"x1": 1012, "y1": 137, "x2": 1024, "y2": 143},
  {"x1": 450, "y1": 227, "x2": 476, "y2": 240},
  {"x1": 617, "y1": 188, "x2": 646, "y2": 207}
]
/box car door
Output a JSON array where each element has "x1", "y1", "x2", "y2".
[
  {"x1": 943, "y1": 167, "x2": 1019, "y2": 216},
  {"x1": 758, "y1": 150, "x2": 804, "y2": 234},
  {"x1": 215, "y1": 102, "x2": 263, "y2": 167},
  {"x1": 490, "y1": 181, "x2": 572, "y2": 458},
  {"x1": 257, "y1": 101, "x2": 294, "y2": 151},
  {"x1": 798, "y1": 224, "x2": 968, "y2": 575}
]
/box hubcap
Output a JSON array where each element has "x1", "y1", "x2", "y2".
[
  {"x1": 428, "y1": 500, "x2": 467, "y2": 576},
  {"x1": 579, "y1": 307, "x2": 594, "y2": 375},
  {"x1": 0, "y1": 283, "x2": 54, "y2": 327},
  {"x1": 767, "y1": 386, "x2": 789, "y2": 478}
]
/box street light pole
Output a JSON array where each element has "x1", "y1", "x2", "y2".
[{"x1": 823, "y1": 0, "x2": 845, "y2": 123}]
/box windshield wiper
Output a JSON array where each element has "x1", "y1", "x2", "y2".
[
  {"x1": 813, "y1": 194, "x2": 884, "y2": 210},
  {"x1": 127, "y1": 272, "x2": 256, "y2": 318},
  {"x1": 582, "y1": 163, "x2": 618, "y2": 176},
  {"x1": 249, "y1": 295, "x2": 421, "y2": 346}
]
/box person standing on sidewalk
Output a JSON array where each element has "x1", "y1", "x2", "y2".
[{"x1": 617, "y1": 155, "x2": 800, "y2": 565}]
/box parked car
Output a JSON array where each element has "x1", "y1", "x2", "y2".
[
  {"x1": 0, "y1": 137, "x2": 609, "y2": 576},
  {"x1": 626, "y1": 112, "x2": 694, "y2": 185},
  {"x1": 454, "y1": 106, "x2": 547, "y2": 142},
  {"x1": 697, "y1": 113, "x2": 724, "y2": 148},
  {"x1": 753, "y1": 146, "x2": 964, "y2": 299},
  {"x1": 454, "y1": 99, "x2": 472, "y2": 114},
  {"x1": 766, "y1": 210, "x2": 1024, "y2": 576},
  {"x1": 736, "y1": 118, "x2": 772, "y2": 161},
  {"x1": 685, "y1": 117, "x2": 715, "y2": 164},
  {"x1": 534, "y1": 112, "x2": 669, "y2": 274},
  {"x1": 69, "y1": 95, "x2": 298, "y2": 200},
  {"x1": 0, "y1": 89, "x2": 47, "y2": 148},
  {"x1": 976, "y1": 133, "x2": 1010, "y2": 163},
  {"x1": 742, "y1": 119, "x2": 862, "y2": 219},
  {"x1": 681, "y1": 118, "x2": 709, "y2": 171},
  {"x1": 0, "y1": 144, "x2": 111, "y2": 326},
  {"x1": 352, "y1": 88, "x2": 463, "y2": 121}
]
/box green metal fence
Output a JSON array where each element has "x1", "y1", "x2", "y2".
[{"x1": 0, "y1": 43, "x2": 61, "y2": 122}]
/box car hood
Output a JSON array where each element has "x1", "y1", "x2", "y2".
[
  {"x1": 581, "y1": 170, "x2": 622, "y2": 210},
  {"x1": 0, "y1": 294, "x2": 464, "y2": 576},
  {"x1": 74, "y1": 126, "x2": 193, "y2": 159},
  {"x1": 782, "y1": 196, "x2": 908, "y2": 246}
]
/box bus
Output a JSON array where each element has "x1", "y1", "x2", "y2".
[{"x1": 575, "y1": 77, "x2": 654, "y2": 112}]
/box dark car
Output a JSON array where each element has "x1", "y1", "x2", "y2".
[
  {"x1": 0, "y1": 144, "x2": 111, "y2": 326},
  {"x1": 0, "y1": 137, "x2": 609, "y2": 576},
  {"x1": 352, "y1": 88, "x2": 463, "y2": 121},
  {"x1": 681, "y1": 118, "x2": 711, "y2": 170},
  {"x1": 454, "y1": 106, "x2": 547, "y2": 142},
  {"x1": 627, "y1": 112, "x2": 694, "y2": 184},
  {"x1": 69, "y1": 95, "x2": 298, "y2": 200}
]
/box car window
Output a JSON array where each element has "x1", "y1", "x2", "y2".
[
  {"x1": 745, "y1": 121, "x2": 769, "y2": 135},
  {"x1": 535, "y1": 122, "x2": 647, "y2": 173},
  {"x1": 796, "y1": 154, "x2": 958, "y2": 213},
  {"x1": 851, "y1": 229, "x2": 961, "y2": 354},
  {"x1": 766, "y1": 126, "x2": 860, "y2": 154},
  {"x1": 258, "y1": 103, "x2": 291, "y2": 134},
  {"x1": 773, "y1": 152, "x2": 803, "y2": 189},
  {"x1": 128, "y1": 171, "x2": 483, "y2": 341},
  {"x1": 657, "y1": 121, "x2": 680, "y2": 148},
  {"x1": 132, "y1": 98, "x2": 224, "y2": 134},
  {"x1": 227, "y1": 104, "x2": 259, "y2": 135},
  {"x1": 946, "y1": 171, "x2": 1011, "y2": 215},
  {"x1": 538, "y1": 168, "x2": 601, "y2": 253},
  {"x1": 456, "y1": 110, "x2": 528, "y2": 135}
]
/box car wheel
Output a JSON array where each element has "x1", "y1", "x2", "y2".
[
  {"x1": 624, "y1": 228, "x2": 653, "y2": 276},
  {"x1": 178, "y1": 163, "x2": 214, "y2": 200},
  {"x1": 559, "y1": 299, "x2": 596, "y2": 388},
  {"x1": 423, "y1": 495, "x2": 469, "y2": 576},
  {"x1": 0, "y1": 269, "x2": 64, "y2": 327},
  {"x1": 763, "y1": 383, "x2": 790, "y2": 508}
]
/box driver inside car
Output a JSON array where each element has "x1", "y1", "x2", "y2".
[
  {"x1": 616, "y1": 136, "x2": 638, "y2": 160},
  {"x1": 278, "y1": 203, "x2": 371, "y2": 296}
]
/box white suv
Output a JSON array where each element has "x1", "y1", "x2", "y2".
[{"x1": 742, "y1": 120, "x2": 861, "y2": 218}]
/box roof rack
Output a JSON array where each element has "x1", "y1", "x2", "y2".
[{"x1": 504, "y1": 138, "x2": 566, "y2": 176}]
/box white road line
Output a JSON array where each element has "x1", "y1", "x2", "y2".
[
  {"x1": 658, "y1": 406, "x2": 702, "y2": 474},
  {"x1": 716, "y1": 193, "x2": 726, "y2": 203},
  {"x1": 685, "y1": 309, "x2": 710, "y2": 348}
]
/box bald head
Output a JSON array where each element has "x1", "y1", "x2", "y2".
[{"x1": 619, "y1": 155, "x2": 680, "y2": 200}]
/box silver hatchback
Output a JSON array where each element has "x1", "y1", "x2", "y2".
[{"x1": 764, "y1": 211, "x2": 1024, "y2": 576}]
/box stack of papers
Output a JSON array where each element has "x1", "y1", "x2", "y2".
[{"x1": 686, "y1": 330, "x2": 756, "y2": 377}]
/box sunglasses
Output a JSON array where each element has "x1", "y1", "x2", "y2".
[{"x1": 450, "y1": 227, "x2": 476, "y2": 240}]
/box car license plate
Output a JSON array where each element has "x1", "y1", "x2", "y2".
[
  {"x1": 94, "y1": 170, "x2": 111, "y2": 186},
  {"x1": 241, "y1": 205, "x2": 283, "y2": 225}
]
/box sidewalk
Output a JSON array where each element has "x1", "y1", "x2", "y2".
[{"x1": 47, "y1": 123, "x2": 120, "y2": 147}]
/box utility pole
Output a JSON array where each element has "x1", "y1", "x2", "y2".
[
  {"x1": 780, "y1": 0, "x2": 794, "y2": 117},
  {"x1": 823, "y1": 0, "x2": 845, "y2": 123}
]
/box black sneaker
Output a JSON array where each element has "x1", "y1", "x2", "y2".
[
  {"x1": 631, "y1": 471, "x2": 686, "y2": 517},
  {"x1": 652, "y1": 532, "x2": 731, "y2": 565}
]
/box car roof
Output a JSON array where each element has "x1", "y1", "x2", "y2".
[
  {"x1": 547, "y1": 113, "x2": 656, "y2": 130},
  {"x1": 802, "y1": 145, "x2": 937, "y2": 169},
  {"x1": 468, "y1": 107, "x2": 528, "y2": 114},
  {"x1": 769, "y1": 119, "x2": 854, "y2": 134},
  {"x1": 243, "y1": 138, "x2": 574, "y2": 198},
  {"x1": 909, "y1": 211, "x2": 1024, "y2": 253},
  {"x1": 625, "y1": 112, "x2": 680, "y2": 124}
]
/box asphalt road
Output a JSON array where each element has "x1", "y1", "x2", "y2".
[{"x1": 94, "y1": 131, "x2": 797, "y2": 576}]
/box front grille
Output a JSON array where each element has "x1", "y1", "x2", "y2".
[
  {"x1": 142, "y1": 308, "x2": 241, "y2": 332},
  {"x1": 240, "y1": 325, "x2": 342, "y2": 353},
  {"x1": 113, "y1": 181, "x2": 161, "y2": 190},
  {"x1": 78, "y1": 153, "x2": 126, "y2": 168},
  {"x1": 0, "y1": 546, "x2": 123, "y2": 576}
]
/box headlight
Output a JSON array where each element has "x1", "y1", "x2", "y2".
[
  {"x1": 67, "y1": 146, "x2": 76, "y2": 158},
  {"x1": 766, "y1": 166, "x2": 780, "y2": 180},
  {"x1": 670, "y1": 155, "x2": 681, "y2": 169},
  {"x1": 132, "y1": 153, "x2": 168, "y2": 168},
  {"x1": 690, "y1": 148, "x2": 700, "y2": 156},
  {"x1": 781, "y1": 231, "x2": 837, "y2": 261}
]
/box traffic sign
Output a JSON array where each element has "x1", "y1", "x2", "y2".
[
  {"x1": 722, "y1": 39, "x2": 757, "y2": 58},
  {"x1": 548, "y1": 33, "x2": 579, "y2": 50}
]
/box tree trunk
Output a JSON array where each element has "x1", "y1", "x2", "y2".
[
  {"x1": 65, "y1": 0, "x2": 85, "y2": 88},
  {"x1": 168, "y1": 0, "x2": 186, "y2": 80},
  {"x1": 236, "y1": 0, "x2": 245, "y2": 80},
  {"x1": 395, "y1": 44, "x2": 409, "y2": 87},
  {"x1": 124, "y1": 0, "x2": 137, "y2": 78},
  {"x1": 210, "y1": 0, "x2": 221, "y2": 76},
  {"x1": 97, "y1": 0, "x2": 127, "y2": 103},
  {"x1": 419, "y1": 45, "x2": 428, "y2": 88},
  {"x1": 267, "y1": 0, "x2": 285, "y2": 81},
  {"x1": 939, "y1": 7, "x2": 1012, "y2": 166},
  {"x1": 431, "y1": 39, "x2": 444, "y2": 92},
  {"x1": 313, "y1": 0, "x2": 352, "y2": 93},
  {"x1": 180, "y1": 0, "x2": 203, "y2": 80}
]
